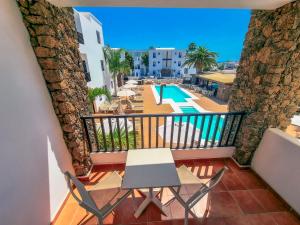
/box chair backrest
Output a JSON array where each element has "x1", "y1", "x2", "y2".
[
  {"x1": 207, "y1": 166, "x2": 228, "y2": 190},
  {"x1": 64, "y1": 172, "x2": 100, "y2": 216},
  {"x1": 187, "y1": 167, "x2": 228, "y2": 207}
]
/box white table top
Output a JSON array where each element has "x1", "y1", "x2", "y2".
[{"x1": 122, "y1": 148, "x2": 180, "y2": 189}]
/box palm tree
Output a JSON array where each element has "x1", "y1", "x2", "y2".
[
  {"x1": 103, "y1": 47, "x2": 131, "y2": 96},
  {"x1": 187, "y1": 42, "x2": 197, "y2": 53},
  {"x1": 183, "y1": 46, "x2": 218, "y2": 74},
  {"x1": 141, "y1": 52, "x2": 149, "y2": 75}
]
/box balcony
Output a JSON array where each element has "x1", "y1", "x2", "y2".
[
  {"x1": 53, "y1": 158, "x2": 300, "y2": 225},
  {"x1": 3, "y1": 1, "x2": 300, "y2": 225},
  {"x1": 52, "y1": 85, "x2": 300, "y2": 225},
  {"x1": 84, "y1": 72, "x2": 91, "y2": 82},
  {"x1": 77, "y1": 31, "x2": 85, "y2": 44}
]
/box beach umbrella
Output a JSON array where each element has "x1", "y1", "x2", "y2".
[
  {"x1": 123, "y1": 83, "x2": 137, "y2": 89},
  {"x1": 117, "y1": 89, "x2": 136, "y2": 97},
  {"x1": 126, "y1": 80, "x2": 138, "y2": 84}
]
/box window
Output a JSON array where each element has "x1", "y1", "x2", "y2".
[
  {"x1": 82, "y1": 60, "x2": 91, "y2": 82},
  {"x1": 184, "y1": 68, "x2": 188, "y2": 74},
  {"x1": 158, "y1": 61, "x2": 160, "y2": 64},
  {"x1": 82, "y1": 60, "x2": 88, "y2": 73},
  {"x1": 96, "y1": 30, "x2": 101, "y2": 44},
  {"x1": 77, "y1": 32, "x2": 84, "y2": 44},
  {"x1": 174, "y1": 61, "x2": 176, "y2": 64},
  {"x1": 178, "y1": 52, "x2": 182, "y2": 58},
  {"x1": 153, "y1": 61, "x2": 156, "y2": 67},
  {"x1": 100, "y1": 60, "x2": 105, "y2": 71},
  {"x1": 137, "y1": 65, "x2": 140, "y2": 69},
  {"x1": 153, "y1": 52, "x2": 156, "y2": 58},
  {"x1": 178, "y1": 61, "x2": 181, "y2": 66}
]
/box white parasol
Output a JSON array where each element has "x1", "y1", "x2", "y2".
[
  {"x1": 126, "y1": 80, "x2": 138, "y2": 84},
  {"x1": 123, "y1": 83, "x2": 137, "y2": 89},
  {"x1": 117, "y1": 89, "x2": 136, "y2": 97}
]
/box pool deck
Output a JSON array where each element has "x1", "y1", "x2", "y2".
[
  {"x1": 139, "y1": 85, "x2": 228, "y2": 148},
  {"x1": 143, "y1": 85, "x2": 228, "y2": 114}
]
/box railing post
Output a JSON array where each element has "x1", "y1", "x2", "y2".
[
  {"x1": 159, "y1": 84, "x2": 166, "y2": 105},
  {"x1": 82, "y1": 117, "x2": 92, "y2": 153}
]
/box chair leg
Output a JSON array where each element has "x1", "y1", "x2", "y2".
[
  {"x1": 97, "y1": 217, "x2": 103, "y2": 225},
  {"x1": 131, "y1": 189, "x2": 138, "y2": 210},
  {"x1": 184, "y1": 208, "x2": 189, "y2": 225}
]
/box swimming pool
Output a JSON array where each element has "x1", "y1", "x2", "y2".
[
  {"x1": 175, "y1": 106, "x2": 225, "y2": 142},
  {"x1": 154, "y1": 85, "x2": 191, "y2": 103}
]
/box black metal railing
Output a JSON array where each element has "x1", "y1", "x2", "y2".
[
  {"x1": 84, "y1": 72, "x2": 91, "y2": 82},
  {"x1": 77, "y1": 31, "x2": 84, "y2": 44},
  {"x1": 81, "y1": 112, "x2": 245, "y2": 152}
]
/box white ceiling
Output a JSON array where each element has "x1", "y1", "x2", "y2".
[{"x1": 48, "y1": 0, "x2": 293, "y2": 9}]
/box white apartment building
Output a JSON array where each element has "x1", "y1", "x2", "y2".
[
  {"x1": 148, "y1": 48, "x2": 196, "y2": 77},
  {"x1": 74, "y1": 10, "x2": 113, "y2": 92},
  {"x1": 128, "y1": 50, "x2": 147, "y2": 77}
]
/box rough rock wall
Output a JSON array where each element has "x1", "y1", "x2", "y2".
[
  {"x1": 17, "y1": 0, "x2": 91, "y2": 175},
  {"x1": 229, "y1": 1, "x2": 300, "y2": 164},
  {"x1": 217, "y1": 83, "x2": 232, "y2": 102}
]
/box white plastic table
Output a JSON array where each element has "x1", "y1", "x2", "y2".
[{"x1": 122, "y1": 148, "x2": 180, "y2": 218}]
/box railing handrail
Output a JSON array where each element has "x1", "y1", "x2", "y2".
[
  {"x1": 81, "y1": 111, "x2": 246, "y2": 153},
  {"x1": 81, "y1": 111, "x2": 246, "y2": 119}
]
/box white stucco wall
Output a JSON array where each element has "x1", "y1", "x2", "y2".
[
  {"x1": 0, "y1": 1, "x2": 74, "y2": 224},
  {"x1": 91, "y1": 147, "x2": 235, "y2": 165},
  {"x1": 148, "y1": 48, "x2": 196, "y2": 77},
  {"x1": 251, "y1": 128, "x2": 300, "y2": 214},
  {"x1": 75, "y1": 10, "x2": 110, "y2": 89}
]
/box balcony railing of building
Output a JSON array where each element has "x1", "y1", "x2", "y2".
[
  {"x1": 77, "y1": 31, "x2": 84, "y2": 44},
  {"x1": 84, "y1": 72, "x2": 91, "y2": 82},
  {"x1": 81, "y1": 112, "x2": 245, "y2": 152}
]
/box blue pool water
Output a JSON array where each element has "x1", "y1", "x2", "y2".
[
  {"x1": 175, "y1": 106, "x2": 224, "y2": 142},
  {"x1": 155, "y1": 85, "x2": 191, "y2": 102}
]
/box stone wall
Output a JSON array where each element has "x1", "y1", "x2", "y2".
[
  {"x1": 17, "y1": 0, "x2": 91, "y2": 175},
  {"x1": 216, "y1": 83, "x2": 232, "y2": 102},
  {"x1": 229, "y1": 1, "x2": 300, "y2": 165}
]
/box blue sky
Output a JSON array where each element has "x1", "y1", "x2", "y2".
[{"x1": 75, "y1": 7, "x2": 251, "y2": 62}]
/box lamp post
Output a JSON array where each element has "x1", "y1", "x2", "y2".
[{"x1": 159, "y1": 84, "x2": 166, "y2": 105}]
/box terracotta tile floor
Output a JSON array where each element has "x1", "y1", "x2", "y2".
[{"x1": 53, "y1": 158, "x2": 300, "y2": 225}]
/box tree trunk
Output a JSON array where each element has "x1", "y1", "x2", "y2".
[{"x1": 113, "y1": 75, "x2": 118, "y2": 96}]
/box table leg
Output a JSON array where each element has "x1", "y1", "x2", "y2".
[{"x1": 134, "y1": 187, "x2": 168, "y2": 218}]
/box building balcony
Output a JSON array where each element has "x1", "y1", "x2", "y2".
[
  {"x1": 84, "y1": 71, "x2": 91, "y2": 82},
  {"x1": 53, "y1": 157, "x2": 300, "y2": 225},
  {"x1": 77, "y1": 31, "x2": 85, "y2": 44}
]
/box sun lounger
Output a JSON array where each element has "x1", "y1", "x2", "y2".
[
  {"x1": 109, "y1": 103, "x2": 119, "y2": 114},
  {"x1": 98, "y1": 102, "x2": 110, "y2": 113},
  {"x1": 99, "y1": 102, "x2": 119, "y2": 114},
  {"x1": 132, "y1": 96, "x2": 143, "y2": 103},
  {"x1": 125, "y1": 100, "x2": 144, "y2": 113}
]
